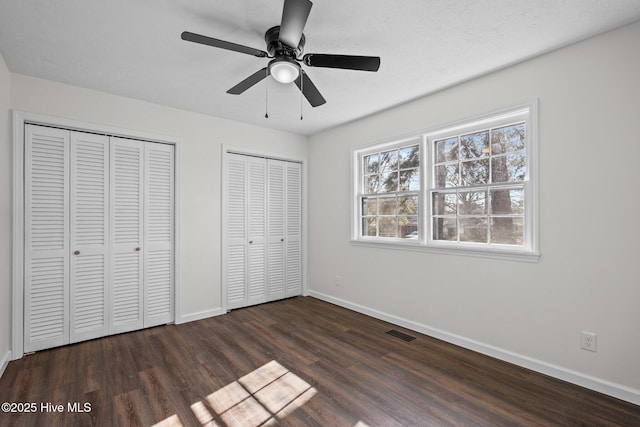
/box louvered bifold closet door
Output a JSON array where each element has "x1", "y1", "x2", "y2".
[
  {"x1": 285, "y1": 162, "x2": 302, "y2": 297},
  {"x1": 143, "y1": 142, "x2": 174, "y2": 327},
  {"x1": 24, "y1": 125, "x2": 70, "y2": 353},
  {"x1": 226, "y1": 154, "x2": 248, "y2": 309},
  {"x1": 110, "y1": 137, "x2": 144, "y2": 334},
  {"x1": 266, "y1": 160, "x2": 286, "y2": 301},
  {"x1": 69, "y1": 131, "x2": 109, "y2": 343},
  {"x1": 224, "y1": 153, "x2": 303, "y2": 309}
]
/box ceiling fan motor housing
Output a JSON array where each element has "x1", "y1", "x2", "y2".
[{"x1": 265, "y1": 26, "x2": 305, "y2": 59}]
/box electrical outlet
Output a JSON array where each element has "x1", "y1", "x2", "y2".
[
  {"x1": 581, "y1": 331, "x2": 597, "y2": 352},
  {"x1": 335, "y1": 276, "x2": 342, "y2": 287}
]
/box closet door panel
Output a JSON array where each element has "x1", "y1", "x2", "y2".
[
  {"x1": 144, "y1": 142, "x2": 174, "y2": 327},
  {"x1": 24, "y1": 125, "x2": 70, "y2": 352},
  {"x1": 285, "y1": 162, "x2": 302, "y2": 297},
  {"x1": 226, "y1": 154, "x2": 248, "y2": 309},
  {"x1": 110, "y1": 138, "x2": 144, "y2": 334},
  {"x1": 266, "y1": 160, "x2": 286, "y2": 301},
  {"x1": 247, "y1": 157, "x2": 267, "y2": 305},
  {"x1": 69, "y1": 131, "x2": 109, "y2": 343}
]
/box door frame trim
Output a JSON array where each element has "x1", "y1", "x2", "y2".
[
  {"x1": 12, "y1": 110, "x2": 181, "y2": 359},
  {"x1": 221, "y1": 145, "x2": 308, "y2": 313}
]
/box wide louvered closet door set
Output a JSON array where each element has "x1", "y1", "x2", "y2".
[
  {"x1": 24, "y1": 124, "x2": 174, "y2": 353},
  {"x1": 225, "y1": 153, "x2": 302, "y2": 310}
]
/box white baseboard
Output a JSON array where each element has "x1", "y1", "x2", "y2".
[
  {"x1": 308, "y1": 290, "x2": 640, "y2": 406},
  {"x1": 176, "y1": 307, "x2": 225, "y2": 324},
  {"x1": 0, "y1": 350, "x2": 11, "y2": 380}
]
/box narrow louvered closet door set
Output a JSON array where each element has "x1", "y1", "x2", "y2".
[
  {"x1": 224, "y1": 153, "x2": 302, "y2": 310},
  {"x1": 24, "y1": 124, "x2": 174, "y2": 353}
]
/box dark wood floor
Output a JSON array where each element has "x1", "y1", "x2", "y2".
[{"x1": 1, "y1": 297, "x2": 639, "y2": 426}]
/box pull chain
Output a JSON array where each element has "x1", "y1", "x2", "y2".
[
  {"x1": 264, "y1": 68, "x2": 269, "y2": 119},
  {"x1": 300, "y1": 71, "x2": 304, "y2": 120}
]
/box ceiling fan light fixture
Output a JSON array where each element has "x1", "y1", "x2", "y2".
[{"x1": 269, "y1": 58, "x2": 300, "y2": 84}]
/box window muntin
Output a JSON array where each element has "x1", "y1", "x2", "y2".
[
  {"x1": 352, "y1": 103, "x2": 537, "y2": 260},
  {"x1": 359, "y1": 143, "x2": 419, "y2": 239}
]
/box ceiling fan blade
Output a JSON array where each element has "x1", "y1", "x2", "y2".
[
  {"x1": 227, "y1": 67, "x2": 269, "y2": 94},
  {"x1": 303, "y1": 54, "x2": 380, "y2": 72},
  {"x1": 294, "y1": 70, "x2": 326, "y2": 107},
  {"x1": 279, "y1": 0, "x2": 312, "y2": 48},
  {"x1": 181, "y1": 31, "x2": 268, "y2": 58}
]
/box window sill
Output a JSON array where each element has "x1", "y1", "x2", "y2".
[{"x1": 350, "y1": 239, "x2": 540, "y2": 263}]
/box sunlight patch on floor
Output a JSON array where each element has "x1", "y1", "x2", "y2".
[
  {"x1": 146, "y1": 360, "x2": 370, "y2": 426},
  {"x1": 191, "y1": 360, "x2": 317, "y2": 426},
  {"x1": 191, "y1": 400, "x2": 220, "y2": 426},
  {"x1": 151, "y1": 414, "x2": 184, "y2": 427}
]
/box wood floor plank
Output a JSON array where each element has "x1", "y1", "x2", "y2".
[
  {"x1": 101, "y1": 333, "x2": 143, "y2": 397},
  {"x1": 294, "y1": 359, "x2": 409, "y2": 427},
  {"x1": 237, "y1": 317, "x2": 320, "y2": 367},
  {"x1": 113, "y1": 389, "x2": 156, "y2": 427},
  {"x1": 76, "y1": 338, "x2": 107, "y2": 395},
  {"x1": 81, "y1": 389, "x2": 113, "y2": 427},
  {"x1": 138, "y1": 367, "x2": 180, "y2": 422},
  {"x1": 1, "y1": 296, "x2": 639, "y2": 427}
]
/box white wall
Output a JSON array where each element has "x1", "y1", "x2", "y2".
[
  {"x1": 0, "y1": 49, "x2": 11, "y2": 374},
  {"x1": 8, "y1": 74, "x2": 308, "y2": 323},
  {"x1": 308, "y1": 21, "x2": 640, "y2": 402}
]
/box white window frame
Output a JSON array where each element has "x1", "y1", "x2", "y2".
[
  {"x1": 356, "y1": 137, "x2": 421, "y2": 241},
  {"x1": 351, "y1": 101, "x2": 539, "y2": 263}
]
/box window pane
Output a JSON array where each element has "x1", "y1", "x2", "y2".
[
  {"x1": 435, "y1": 164, "x2": 458, "y2": 188},
  {"x1": 365, "y1": 154, "x2": 379, "y2": 174},
  {"x1": 380, "y1": 171, "x2": 399, "y2": 192},
  {"x1": 460, "y1": 130, "x2": 489, "y2": 159},
  {"x1": 399, "y1": 145, "x2": 420, "y2": 169},
  {"x1": 380, "y1": 150, "x2": 398, "y2": 172},
  {"x1": 491, "y1": 217, "x2": 524, "y2": 245},
  {"x1": 398, "y1": 196, "x2": 418, "y2": 215},
  {"x1": 490, "y1": 188, "x2": 524, "y2": 214},
  {"x1": 400, "y1": 216, "x2": 418, "y2": 238},
  {"x1": 459, "y1": 218, "x2": 488, "y2": 243},
  {"x1": 508, "y1": 153, "x2": 526, "y2": 181},
  {"x1": 362, "y1": 197, "x2": 378, "y2": 216},
  {"x1": 378, "y1": 197, "x2": 397, "y2": 215},
  {"x1": 379, "y1": 217, "x2": 398, "y2": 237},
  {"x1": 491, "y1": 123, "x2": 525, "y2": 154},
  {"x1": 399, "y1": 169, "x2": 420, "y2": 191},
  {"x1": 458, "y1": 191, "x2": 486, "y2": 215},
  {"x1": 362, "y1": 217, "x2": 377, "y2": 237},
  {"x1": 460, "y1": 159, "x2": 489, "y2": 186},
  {"x1": 492, "y1": 153, "x2": 525, "y2": 182},
  {"x1": 432, "y1": 192, "x2": 457, "y2": 215},
  {"x1": 433, "y1": 217, "x2": 457, "y2": 241},
  {"x1": 365, "y1": 174, "x2": 379, "y2": 193},
  {"x1": 435, "y1": 137, "x2": 458, "y2": 163}
]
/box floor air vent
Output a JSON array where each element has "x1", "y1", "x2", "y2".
[{"x1": 386, "y1": 329, "x2": 416, "y2": 342}]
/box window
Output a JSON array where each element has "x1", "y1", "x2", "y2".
[
  {"x1": 359, "y1": 142, "x2": 420, "y2": 238},
  {"x1": 352, "y1": 102, "x2": 538, "y2": 262}
]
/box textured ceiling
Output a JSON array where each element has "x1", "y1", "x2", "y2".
[{"x1": 1, "y1": 0, "x2": 639, "y2": 136}]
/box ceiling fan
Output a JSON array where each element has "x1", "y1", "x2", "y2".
[{"x1": 181, "y1": 0, "x2": 380, "y2": 107}]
